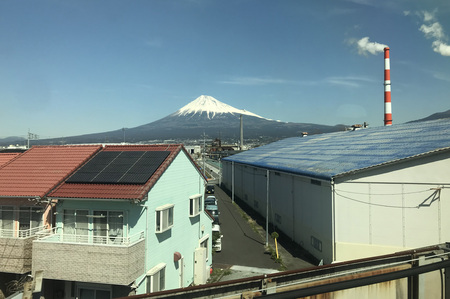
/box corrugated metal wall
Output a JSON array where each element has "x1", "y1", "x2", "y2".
[{"x1": 222, "y1": 161, "x2": 334, "y2": 263}]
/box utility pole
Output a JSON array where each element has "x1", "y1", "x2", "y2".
[
  {"x1": 266, "y1": 169, "x2": 269, "y2": 247},
  {"x1": 240, "y1": 114, "x2": 244, "y2": 150},
  {"x1": 202, "y1": 131, "x2": 207, "y2": 177},
  {"x1": 27, "y1": 130, "x2": 39, "y2": 149}
]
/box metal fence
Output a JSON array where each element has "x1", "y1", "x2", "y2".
[{"x1": 0, "y1": 226, "x2": 49, "y2": 239}]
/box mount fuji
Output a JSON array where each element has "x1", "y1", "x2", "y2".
[
  {"x1": 1, "y1": 95, "x2": 347, "y2": 146},
  {"x1": 174, "y1": 95, "x2": 265, "y2": 120}
]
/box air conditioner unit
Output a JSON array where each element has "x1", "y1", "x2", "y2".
[{"x1": 194, "y1": 247, "x2": 207, "y2": 285}]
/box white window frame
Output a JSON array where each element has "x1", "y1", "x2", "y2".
[
  {"x1": 147, "y1": 263, "x2": 166, "y2": 293},
  {"x1": 0, "y1": 206, "x2": 14, "y2": 237},
  {"x1": 63, "y1": 209, "x2": 126, "y2": 244},
  {"x1": 155, "y1": 204, "x2": 174, "y2": 233},
  {"x1": 189, "y1": 194, "x2": 202, "y2": 217}
]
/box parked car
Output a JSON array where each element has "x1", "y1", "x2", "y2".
[
  {"x1": 205, "y1": 204, "x2": 220, "y2": 224},
  {"x1": 212, "y1": 224, "x2": 222, "y2": 252},
  {"x1": 206, "y1": 185, "x2": 215, "y2": 194},
  {"x1": 204, "y1": 195, "x2": 217, "y2": 207}
]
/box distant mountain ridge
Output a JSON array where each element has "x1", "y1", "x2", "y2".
[
  {"x1": 1, "y1": 96, "x2": 449, "y2": 146},
  {"x1": 408, "y1": 109, "x2": 450, "y2": 123}
]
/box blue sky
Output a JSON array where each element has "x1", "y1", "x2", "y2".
[{"x1": 1, "y1": 0, "x2": 449, "y2": 139}]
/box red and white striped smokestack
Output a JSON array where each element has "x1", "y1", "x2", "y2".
[{"x1": 384, "y1": 47, "x2": 392, "y2": 126}]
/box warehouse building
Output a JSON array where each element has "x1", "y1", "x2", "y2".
[{"x1": 221, "y1": 119, "x2": 450, "y2": 264}]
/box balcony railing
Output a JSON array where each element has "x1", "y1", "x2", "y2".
[
  {"x1": 35, "y1": 228, "x2": 144, "y2": 246},
  {"x1": 0, "y1": 226, "x2": 50, "y2": 239},
  {"x1": 33, "y1": 229, "x2": 146, "y2": 285}
]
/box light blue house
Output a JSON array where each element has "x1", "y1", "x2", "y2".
[{"x1": 32, "y1": 144, "x2": 212, "y2": 298}]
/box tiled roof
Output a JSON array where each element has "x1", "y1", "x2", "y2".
[
  {"x1": 49, "y1": 144, "x2": 186, "y2": 201},
  {"x1": 223, "y1": 118, "x2": 450, "y2": 180},
  {"x1": 0, "y1": 145, "x2": 102, "y2": 198},
  {"x1": 0, "y1": 152, "x2": 21, "y2": 167}
]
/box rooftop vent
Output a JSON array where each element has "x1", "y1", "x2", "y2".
[{"x1": 350, "y1": 122, "x2": 369, "y2": 131}]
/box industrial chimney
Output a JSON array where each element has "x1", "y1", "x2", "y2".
[{"x1": 384, "y1": 47, "x2": 392, "y2": 126}]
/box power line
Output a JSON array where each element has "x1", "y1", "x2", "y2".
[{"x1": 334, "y1": 190, "x2": 441, "y2": 209}]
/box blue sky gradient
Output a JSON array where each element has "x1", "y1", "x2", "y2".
[{"x1": 1, "y1": 0, "x2": 449, "y2": 139}]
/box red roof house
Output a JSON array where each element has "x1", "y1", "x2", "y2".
[
  {"x1": 0, "y1": 145, "x2": 101, "y2": 279},
  {"x1": 0, "y1": 152, "x2": 22, "y2": 167},
  {"x1": 0, "y1": 145, "x2": 102, "y2": 198}
]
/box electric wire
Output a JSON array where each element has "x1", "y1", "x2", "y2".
[
  {"x1": 334, "y1": 187, "x2": 437, "y2": 196},
  {"x1": 334, "y1": 191, "x2": 426, "y2": 209}
]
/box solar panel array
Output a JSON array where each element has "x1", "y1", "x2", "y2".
[{"x1": 67, "y1": 151, "x2": 170, "y2": 184}]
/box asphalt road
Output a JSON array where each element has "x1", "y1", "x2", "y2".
[{"x1": 211, "y1": 186, "x2": 280, "y2": 270}]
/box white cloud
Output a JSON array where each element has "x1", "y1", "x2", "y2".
[
  {"x1": 325, "y1": 76, "x2": 375, "y2": 88},
  {"x1": 422, "y1": 10, "x2": 436, "y2": 22},
  {"x1": 418, "y1": 10, "x2": 449, "y2": 57},
  {"x1": 350, "y1": 37, "x2": 388, "y2": 56},
  {"x1": 432, "y1": 41, "x2": 450, "y2": 56},
  {"x1": 433, "y1": 71, "x2": 450, "y2": 82},
  {"x1": 420, "y1": 22, "x2": 445, "y2": 40},
  {"x1": 220, "y1": 75, "x2": 375, "y2": 88}
]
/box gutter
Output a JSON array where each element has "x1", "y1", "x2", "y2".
[{"x1": 47, "y1": 197, "x2": 137, "y2": 202}]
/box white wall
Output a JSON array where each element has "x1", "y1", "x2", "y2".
[
  {"x1": 333, "y1": 152, "x2": 450, "y2": 261},
  {"x1": 223, "y1": 151, "x2": 450, "y2": 264}
]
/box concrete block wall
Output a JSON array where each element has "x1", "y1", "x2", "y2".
[
  {"x1": 0, "y1": 237, "x2": 33, "y2": 274},
  {"x1": 32, "y1": 239, "x2": 145, "y2": 285}
]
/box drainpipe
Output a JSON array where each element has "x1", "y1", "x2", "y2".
[
  {"x1": 331, "y1": 179, "x2": 336, "y2": 263},
  {"x1": 232, "y1": 161, "x2": 235, "y2": 203},
  {"x1": 135, "y1": 204, "x2": 148, "y2": 290}
]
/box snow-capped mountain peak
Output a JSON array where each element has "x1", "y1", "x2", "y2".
[{"x1": 174, "y1": 95, "x2": 264, "y2": 119}]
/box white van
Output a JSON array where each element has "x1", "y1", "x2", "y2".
[{"x1": 212, "y1": 224, "x2": 222, "y2": 252}]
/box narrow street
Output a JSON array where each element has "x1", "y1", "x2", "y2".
[{"x1": 211, "y1": 186, "x2": 279, "y2": 270}]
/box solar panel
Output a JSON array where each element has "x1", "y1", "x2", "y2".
[{"x1": 67, "y1": 151, "x2": 170, "y2": 184}]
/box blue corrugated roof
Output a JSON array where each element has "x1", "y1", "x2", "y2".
[{"x1": 223, "y1": 119, "x2": 450, "y2": 180}]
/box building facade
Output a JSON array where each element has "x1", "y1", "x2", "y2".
[
  {"x1": 221, "y1": 119, "x2": 450, "y2": 264},
  {"x1": 0, "y1": 144, "x2": 212, "y2": 298}
]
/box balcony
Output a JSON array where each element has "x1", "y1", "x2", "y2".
[
  {"x1": 0, "y1": 226, "x2": 49, "y2": 274},
  {"x1": 32, "y1": 230, "x2": 145, "y2": 286}
]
